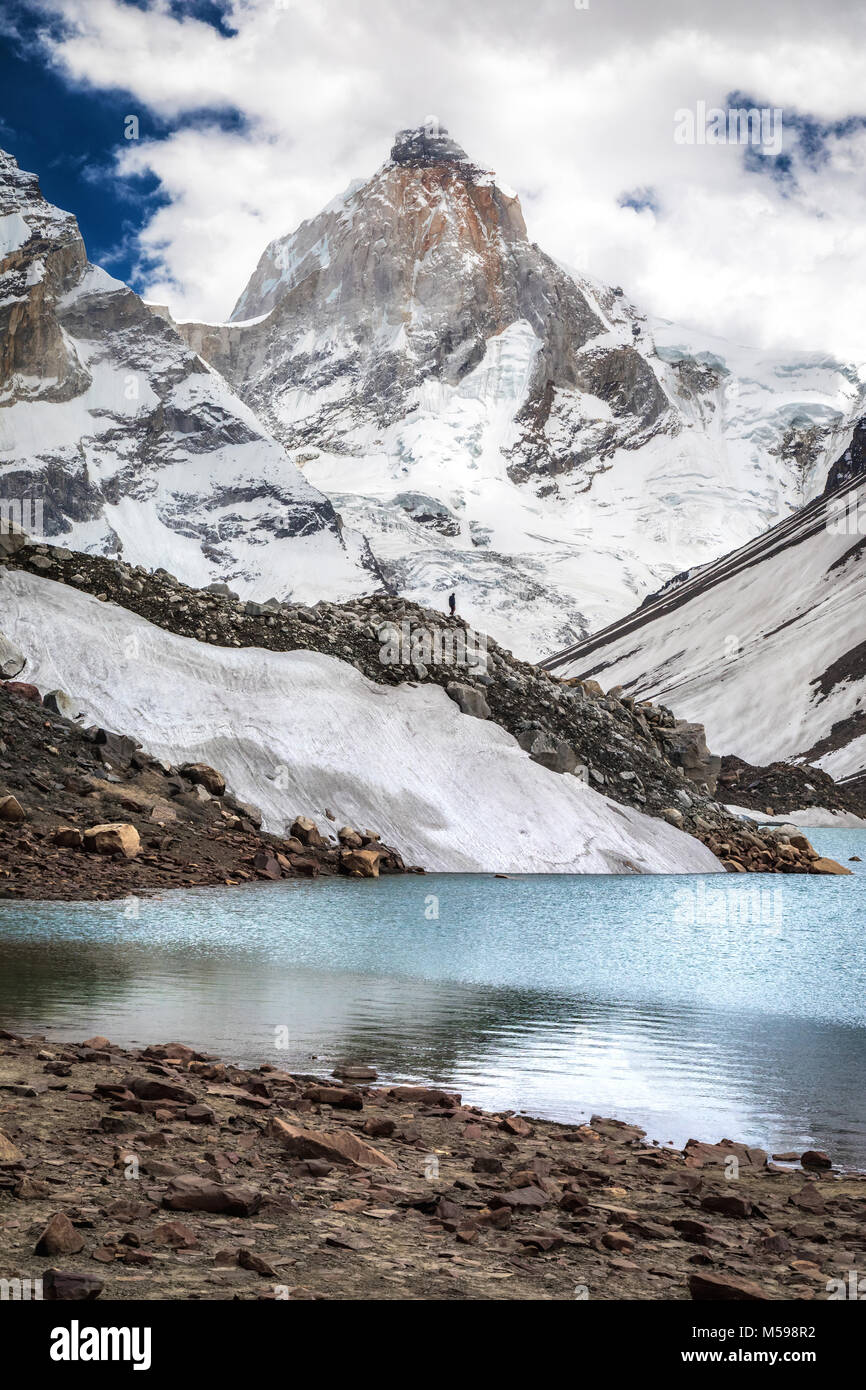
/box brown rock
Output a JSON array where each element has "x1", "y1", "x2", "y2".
[
  {"x1": 800, "y1": 1150, "x2": 832, "y2": 1170},
  {"x1": 183, "y1": 1104, "x2": 216, "y2": 1125},
  {"x1": 180, "y1": 763, "x2": 226, "y2": 796},
  {"x1": 500, "y1": 1115, "x2": 533, "y2": 1137},
  {"x1": 791, "y1": 1184, "x2": 826, "y2": 1214},
  {"x1": 810, "y1": 857, "x2": 852, "y2": 875},
  {"x1": 35, "y1": 1212, "x2": 85, "y2": 1256},
  {"x1": 290, "y1": 816, "x2": 326, "y2": 848},
  {"x1": 83, "y1": 822, "x2": 141, "y2": 858},
  {"x1": 4, "y1": 682, "x2": 40, "y2": 703},
  {"x1": 688, "y1": 1271, "x2": 770, "y2": 1301},
  {"x1": 303, "y1": 1085, "x2": 363, "y2": 1110},
  {"x1": 476, "y1": 1206, "x2": 512, "y2": 1229},
  {"x1": 44, "y1": 1269, "x2": 103, "y2": 1301},
  {"x1": 266, "y1": 1116, "x2": 397, "y2": 1169},
  {"x1": 387, "y1": 1085, "x2": 462, "y2": 1107},
  {"x1": 363, "y1": 1117, "x2": 396, "y2": 1138},
  {"x1": 333, "y1": 1064, "x2": 378, "y2": 1081},
  {"x1": 490, "y1": 1186, "x2": 549, "y2": 1211},
  {"x1": 53, "y1": 826, "x2": 83, "y2": 848},
  {"x1": 253, "y1": 848, "x2": 282, "y2": 880},
  {"x1": 339, "y1": 847, "x2": 381, "y2": 877},
  {"x1": 123, "y1": 1075, "x2": 197, "y2": 1105},
  {"x1": 602, "y1": 1230, "x2": 633, "y2": 1253},
  {"x1": 238, "y1": 1247, "x2": 279, "y2": 1277},
  {"x1": 162, "y1": 1175, "x2": 262, "y2": 1216},
  {"x1": 152, "y1": 1221, "x2": 198, "y2": 1249},
  {"x1": 0, "y1": 794, "x2": 25, "y2": 822},
  {"x1": 0, "y1": 1130, "x2": 24, "y2": 1165},
  {"x1": 700, "y1": 1193, "x2": 754, "y2": 1218}
]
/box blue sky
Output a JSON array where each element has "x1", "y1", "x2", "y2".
[
  {"x1": 2, "y1": 0, "x2": 866, "y2": 358},
  {"x1": 0, "y1": 1, "x2": 242, "y2": 286}
]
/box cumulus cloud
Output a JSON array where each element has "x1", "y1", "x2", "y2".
[{"x1": 26, "y1": 0, "x2": 866, "y2": 360}]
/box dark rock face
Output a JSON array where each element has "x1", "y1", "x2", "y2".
[
  {"x1": 824, "y1": 415, "x2": 866, "y2": 494},
  {"x1": 390, "y1": 125, "x2": 473, "y2": 167}
]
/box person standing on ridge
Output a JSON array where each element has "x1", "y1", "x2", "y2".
[{"x1": 448, "y1": 591, "x2": 456, "y2": 617}]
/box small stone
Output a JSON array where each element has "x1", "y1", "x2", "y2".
[{"x1": 35, "y1": 1213, "x2": 84, "y2": 1256}]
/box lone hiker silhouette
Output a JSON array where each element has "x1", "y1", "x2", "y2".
[{"x1": 448, "y1": 591, "x2": 456, "y2": 616}]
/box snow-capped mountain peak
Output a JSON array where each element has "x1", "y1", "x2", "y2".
[{"x1": 0, "y1": 145, "x2": 377, "y2": 603}]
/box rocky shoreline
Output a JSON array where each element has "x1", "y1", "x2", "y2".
[{"x1": 0, "y1": 1029, "x2": 864, "y2": 1302}]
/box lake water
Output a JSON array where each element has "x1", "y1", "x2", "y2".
[{"x1": 1, "y1": 829, "x2": 864, "y2": 1165}]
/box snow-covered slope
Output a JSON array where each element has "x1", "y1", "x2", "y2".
[
  {"x1": 0, "y1": 147, "x2": 375, "y2": 603},
  {"x1": 542, "y1": 458, "x2": 866, "y2": 784},
  {"x1": 0, "y1": 566, "x2": 721, "y2": 875},
  {"x1": 171, "y1": 126, "x2": 864, "y2": 659}
]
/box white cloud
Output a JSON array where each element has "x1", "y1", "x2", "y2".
[{"x1": 33, "y1": 0, "x2": 866, "y2": 360}]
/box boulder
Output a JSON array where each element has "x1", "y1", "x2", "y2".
[
  {"x1": 801, "y1": 1149, "x2": 832, "y2": 1169},
  {"x1": 43, "y1": 689, "x2": 81, "y2": 719},
  {"x1": 90, "y1": 728, "x2": 140, "y2": 764},
  {"x1": 52, "y1": 826, "x2": 83, "y2": 848},
  {"x1": 123, "y1": 1075, "x2": 197, "y2": 1105},
  {"x1": 152, "y1": 1221, "x2": 198, "y2": 1248},
  {"x1": 35, "y1": 1212, "x2": 84, "y2": 1256},
  {"x1": 0, "y1": 1130, "x2": 24, "y2": 1165},
  {"x1": 688, "y1": 1271, "x2": 769, "y2": 1301},
  {"x1": 43, "y1": 1269, "x2": 103, "y2": 1301},
  {"x1": 340, "y1": 847, "x2": 381, "y2": 878},
  {"x1": 0, "y1": 633, "x2": 25, "y2": 681},
  {"x1": 388, "y1": 1085, "x2": 462, "y2": 1106},
  {"x1": 445, "y1": 681, "x2": 491, "y2": 720},
  {"x1": 811, "y1": 857, "x2": 851, "y2": 875},
  {"x1": 83, "y1": 823, "x2": 141, "y2": 858},
  {"x1": 517, "y1": 730, "x2": 578, "y2": 774},
  {"x1": 267, "y1": 1116, "x2": 397, "y2": 1169},
  {"x1": 0, "y1": 794, "x2": 26, "y2": 822},
  {"x1": 290, "y1": 815, "x2": 326, "y2": 848},
  {"x1": 180, "y1": 762, "x2": 226, "y2": 796},
  {"x1": 337, "y1": 826, "x2": 364, "y2": 848},
  {"x1": 0, "y1": 521, "x2": 29, "y2": 561},
  {"x1": 660, "y1": 720, "x2": 722, "y2": 794},
  {"x1": 162, "y1": 1175, "x2": 262, "y2": 1216},
  {"x1": 3, "y1": 682, "x2": 40, "y2": 702},
  {"x1": 253, "y1": 848, "x2": 282, "y2": 880}
]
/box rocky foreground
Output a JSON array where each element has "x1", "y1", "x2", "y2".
[
  {"x1": 0, "y1": 680, "x2": 413, "y2": 901},
  {"x1": 0, "y1": 1030, "x2": 863, "y2": 1302}
]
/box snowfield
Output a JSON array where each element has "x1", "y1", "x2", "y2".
[
  {"x1": 0, "y1": 568, "x2": 721, "y2": 875},
  {"x1": 544, "y1": 477, "x2": 866, "y2": 780}
]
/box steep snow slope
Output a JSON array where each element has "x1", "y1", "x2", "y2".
[
  {"x1": 0, "y1": 148, "x2": 375, "y2": 603},
  {"x1": 542, "y1": 468, "x2": 866, "y2": 782},
  {"x1": 172, "y1": 126, "x2": 864, "y2": 658},
  {"x1": 0, "y1": 567, "x2": 720, "y2": 875}
]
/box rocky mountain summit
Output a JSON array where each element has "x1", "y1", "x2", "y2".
[
  {"x1": 0, "y1": 146, "x2": 375, "y2": 602},
  {"x1": 166, "y1": 125, "x2": 862, "y2": 658},
  {"x1": 0, "y1": 531, "x2": 849, "y2": 876}
]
